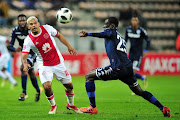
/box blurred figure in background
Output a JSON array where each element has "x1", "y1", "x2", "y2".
[
  {"x1": 119, "y1": 4, "x2": 134, "y2": 27},
  {"x1": 0, "y1": 0, "x2": 9, "y2": 27},
  {"x1": 22, "y1": 0, "x2": 36, "y2": 9},
  {"x1": 8, "y1": 14, "x2": 43, "y2": 101},
  {"x1": 176, "y1": 33, "x2": 180, "y2": 51},
  {"x1": 125, "y1": 16, "x2": 150, "y2": 89},
  {"x1": 0, "y1": 35, "x2": 17, "y2": 88}
]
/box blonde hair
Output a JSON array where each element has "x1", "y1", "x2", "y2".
[{"x1": 27, "y1": 16, "x2": 38, "y2": 24}]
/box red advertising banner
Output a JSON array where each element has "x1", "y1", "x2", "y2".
[
  {"x1": 12, "y1": 52, "x2": 180, "y2": 76},
  {"x1": 140, "y1": 53, "x2": 180, "y2": 75}
]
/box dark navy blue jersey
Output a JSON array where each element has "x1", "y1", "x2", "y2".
[
  {"x1": 125, "y1": 26, "x2": 150, "y2": 60},
  {"x1": 9, "y1": 26, "x2": 34, "y2": 55},
  {"x1": 87, "y1": 28, "x2": 132, "y2": 70}
]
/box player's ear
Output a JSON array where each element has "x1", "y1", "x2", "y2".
[
  {"x1": 38, "y1": 22, "x2": 40, "y2": 26},
  {"x1": 110, "y1": 24, "x2": 115, "y2": 29}
]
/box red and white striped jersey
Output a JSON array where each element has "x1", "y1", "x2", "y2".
[{"x1": 22, "y1": 25, "x2": 64, "y2": 67}]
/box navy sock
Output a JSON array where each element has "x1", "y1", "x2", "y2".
[
  {"x1": 85, "y1": 82, "x2": 96, "y2": 108},
  {"x1": 30, "y1": 77, "x2": 40, "y2": 93},
  {"x1": 21, "y1": 75, "x2": 27, "y2": 95},
  {"x1": 142, "y1": 91, "x2": 163, "y2": 110},
  {"x1": 135, "y1": 73, "x2": 144, "y2": 80}
]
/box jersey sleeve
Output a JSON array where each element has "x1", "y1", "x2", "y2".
[
  {"x1": 8, "y1": 29, "x2": 17, "y2": 52},
  {"x1": 44, "y1": 24, "x2": 58, "y2": 37},
  {"x1": 22, "y1": 37, "x2": 31, "y2": 54},
  {"x1": 124, "y1": 28, "x2": 128, "y2": 42},
  {"x1": 87, "y1": 28, "x2": 113, "y2": 39},
  {"x1": 142, "y1": 28, "x2": 151, "y2": 51}
]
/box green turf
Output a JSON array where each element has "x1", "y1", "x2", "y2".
[{"x1": 0, "y1": 76, "x2": 180, "y2": 120}]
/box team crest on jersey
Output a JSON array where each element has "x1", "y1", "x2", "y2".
[
  {"x1": 43, "y1": 33, "x2": 49, "y2": 39},
  {"x1": 136, "y1": 29, "x2": 141, "y2": 34},
  {"x1": 127, "y1": 29, "x2": 132, "y2": 32},
  {"x1": 42, "y1": 43, "x2": 52, "y2": 53},
  {"x1": 17, "y1": 35, "x2": 27, "y2": 40}
]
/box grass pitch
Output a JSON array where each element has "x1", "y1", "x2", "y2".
[{"x1": 0, "y1": 75, "x2": 180, "y2": 120}]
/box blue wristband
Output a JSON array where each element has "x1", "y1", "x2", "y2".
[
  {"x1": 87, "y1": 32, "x2": 92, "y2": 36},
  {"x1": 144, "y1": 49, "x2": 147, "y2": 52}
]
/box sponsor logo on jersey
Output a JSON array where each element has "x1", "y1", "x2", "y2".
[
  {"x1": 136, "y1": 29, "x2": 141, "y2": 34},
  {"x1": 43, "y1": 33, "x2": 49, "y2": 39},
  {"x1": 128, "y1": 33, "x2": 140, "y2": 38},
  {"x1": 23, "y1": 45, "x2": 26, "y2": 50},
  {"x1": 17, "y1": 35, "x2": 27, "y2": 40},
  {"x1": 42, "y1": 43, "x2": 52, "y2": 53}
]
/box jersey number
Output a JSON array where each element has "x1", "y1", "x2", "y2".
[{"x1": 117, "y1": 35, "x2": 126, "y2": 53}]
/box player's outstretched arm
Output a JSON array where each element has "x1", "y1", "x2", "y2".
[
  {"x1": 56, "y1": 32, "x2": 77, "y2": 56},
  {"x1": 21, "y1": 53, "x2": 31, "y2": 72},
  {"x1": 79, "y1": 29, "x2": 112, "y2": 38}
]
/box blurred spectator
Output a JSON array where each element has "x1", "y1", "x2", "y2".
[
  {"x1": 6, "y1": 0, "x2": 22, "y2": 10},
  {"x1": 176, "y1": 33, "x2": 180, "y2": 51},
  {"x1": 46, "y1": 0, "x2": 68, "y2": 10},
  {"x1": 119, "y1": 4, "x2": 134, "y2": 27},
  {"x1": 133, "y1": 8, "x2": 147, "y2": 29},
  {"x1": 22, "y1": 0, "x2": 36, "y2": 9},
  {"x1": 77, "y1": 0, "x2": 86, "y2": 3},
  {"x1": 0, "y1": 0, "x2": 9, "y2": 27}
]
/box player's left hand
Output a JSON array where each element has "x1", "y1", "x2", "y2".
[
  {"x1": 143, "y1": 52, "x2": 147, "y2": 58},
  {"x1": 80, "y1": 31, "x2": 88, "y2": 37},
  {"x1": 23, "y1": 63, "x2": 31, "y2": 72},
  {"x1": 68, "y1": 46, "x2": 77, "y2": 56}
]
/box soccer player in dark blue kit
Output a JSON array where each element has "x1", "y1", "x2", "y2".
[
  {"x1": 125, "y1": 16, "x2": 150, "y2": 88},
  {"x1": 8, "y1": 14, "x2": 43, "y2": 101},
  {"x1": 79, "y1": 17, "x2": 171, "y2": 117}
]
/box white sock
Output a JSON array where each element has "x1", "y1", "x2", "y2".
[
  {"x1": 46, "y1": 94, "x2": 56, "y2": 106},
  {"x1": 0, "y1": 70, "x2": 7, "y2": 79},
  {"x1": 65, "y1": 90, "x2": 74, "y2": 106},
  {"x1": 4, "y1": 71, "x2": 17, "y2": 85}
]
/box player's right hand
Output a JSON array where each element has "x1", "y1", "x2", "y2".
[
  {"x1": 80, "y1": 31, "x2": 88, "y2": 37},
  {"x1": 16, "y1": 46, "x2": 22, "y2": 52},
  {"x1": 68, "y1": 46, "x2": 77, "y2": 56}
]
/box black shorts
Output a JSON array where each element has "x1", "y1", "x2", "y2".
[
  {"x1": 129, "y1": 56, "x2": 142, "y2": 71},
  {"x1": 27, "y1": 53, "x2": 36, "y2": 70},
  {"x1": 96, "y1": 65, "x2": 138, "y2": 87}
]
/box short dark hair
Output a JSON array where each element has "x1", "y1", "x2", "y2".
[
  {"x1": 107, "y1": 17, "x2": 119, "y2": 27},
  {"x1": 17, "y1": 14, "x2": 27, "y2": 19}
]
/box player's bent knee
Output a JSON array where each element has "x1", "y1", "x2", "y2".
[
  {"x1": 44, "y1": 85, "x2": 51, "y2": 92},
  {"x1": 64, "y1": 82, "x2": 73, "y2": 90},
  {"x1": 43, "y1": 82, "x2": 52, "y2": 91}
]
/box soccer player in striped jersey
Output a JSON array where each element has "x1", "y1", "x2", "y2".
[
  {"x1": 0, "y1": 35, "x2": 17, "y2": 87},
  {"x1": 22, "y1": 16, "x2": 82, "y2": 114}
]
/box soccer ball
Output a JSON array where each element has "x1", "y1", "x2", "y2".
[{"x1": 56, "y1": 8, "x2": 73, "y2": 24}]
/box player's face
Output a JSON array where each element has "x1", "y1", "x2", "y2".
[
  {"x1": 131, "y1": 17, "x2": 139, "y2": 28},
  {"x1": 18, "y1": 17, "x2": 27, "y2": 28},
  {"x1": 28, "y1": 19, "x2": 40, "y2": 35},
  {"x1": 103, "y1": 19, "x2": 110, "y2": 28}
]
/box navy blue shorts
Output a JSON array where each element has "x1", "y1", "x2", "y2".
[
  {"x1": 129, "y1": 56, "x2": 142, "y2": 71},
  {"x1": 27, "y1": 53, "x2": 36, "y2": 70},
  {"x1": 96, "y1": 65, "x2": 138, "y2": 87}
]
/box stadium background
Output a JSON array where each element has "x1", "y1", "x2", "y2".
[
  {"x1": 0, "y1": 0, "x2": 180, "y2": 76},
  {"x1": 0, "y1": 0, "x2": 180, "y2": 120}
]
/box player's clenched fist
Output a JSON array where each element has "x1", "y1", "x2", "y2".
[{"x1": 80, "y1": 31, "x2": 88, "y2": 37}]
